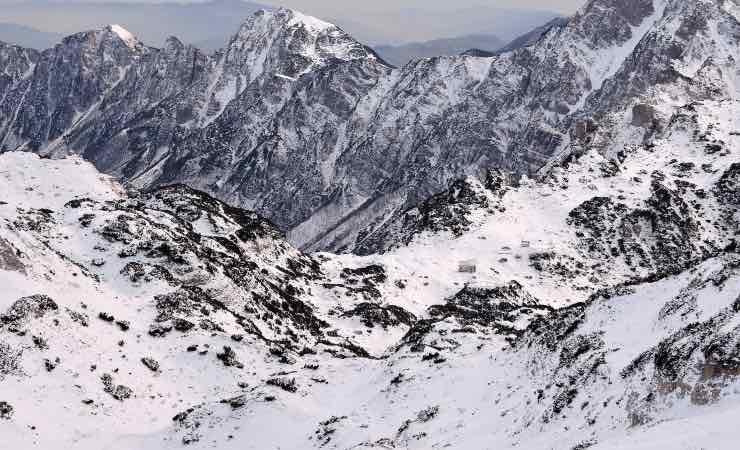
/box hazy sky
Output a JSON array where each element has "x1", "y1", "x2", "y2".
[
  {"x1": 260, "y1": 0, "x2": 582, "y2": 15},
  {"x1": 0, "y1": 0, "x2": 586, "y2": 45},
  {"x1": 0, "y1": 0, "x2": 584, "y2": 14}
]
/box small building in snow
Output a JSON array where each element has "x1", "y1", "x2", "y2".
[{"x1": 458, "y1": 260, "x2": 477, "y2": 273}]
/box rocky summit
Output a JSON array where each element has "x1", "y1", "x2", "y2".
[{"x1": 0, "y1": 0, "x2": 739, "y2": 449}]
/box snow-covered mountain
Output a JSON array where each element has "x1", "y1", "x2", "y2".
[
  {"x1": 0, "y1": 82, "x2": 738, "y2": 449},
  {"x1": 374, "y1": 33, "x2": 506, "y2": 67},
  {"x1": 0, "y1": 0, "x2": 736, "y2": 253},
  {"x1": 1, "y1": 2, "x2": 739, "y2": 447}
]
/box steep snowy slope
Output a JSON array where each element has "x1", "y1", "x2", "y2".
[
  {"x1": 0, "y1": 0, "x2": 736, "y2": 252},
  {"x1": 0, "y1": 152, "x2": 399, "y2": 449}
]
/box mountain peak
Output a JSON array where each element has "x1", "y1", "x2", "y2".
[
  {"x1": 60, "y1": 24, "x2": 144, "y2": 52},
  {"x1": 279, "y1": 8, "x2": 334, "y2": 32},
  {"x1": 243, "y1": 8, "x2": 342, "y2": 36},
  {"x1": 105, "y1": 24, "x2": 140, "y2": 49},
  {"x1": 222, "y1": 7, "x2": 381, "y2": 82},
  {"x1": 575, "y1": 0, "x2": 657, "y2": 26}
]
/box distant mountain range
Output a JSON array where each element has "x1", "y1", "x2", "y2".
[
  {"x1": 330, "y1": 6, "x2": 562, "y2": 45},
  {"x1": 0, "y1": 0, "x2": 559, "y2": 52},
  {"x1": 494, "y1": 17, "x2": 570, "y2": 54},
  {"x1": 0, "y1": 3, "x2": 563, "y2": 67},
  {"x1": 371, "y1": 18, "x2": 572, "y2": 68},
  {"x1": 0, "y1": 0, "x2": 267, "y2": 48},
  {"x1": 374, "y1": 34, "x2": 506, "y2": 67},
  {"x1": 0, "y1": 20, "x2": 553, "y2": 65},
  {"x1": 0, "y1": 23, "x2": 63, "y2": 50}
]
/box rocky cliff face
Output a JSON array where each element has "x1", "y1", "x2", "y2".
[{"x1": 0, "y1": 1, "x2": 737, "y2": 255}]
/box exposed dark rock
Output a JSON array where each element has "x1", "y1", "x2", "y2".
[
  {"x1": 328, "y1": 264, "x2": 389, "y2": 300},
  {"x1": 148, "y1": 324, "x2": 173, "y2": 337},
  {"x1": 314, "y1": 415, "x2": 347, "y2": 446},
  {"x1": 66, "y1": 309, "x2": 89, "y2": 327},
  {"x1": 568, "y1": 180, "x2": 706, "y2": 273},
  {"x1": 0, "y1": 342, "x2": 23, "y2": 376},
  {"x1": 154, "y1": 287, "x2": 210, "y2": 323},
  {"x1": 65, "y1": 198, "x2": 95, "y2": 209},
  {"x1": 101, "y1": 373, "x2": 133, "y2": 401},
  {"x1": 715, "y1": 163, "x2": 740, "y2": 210},
  {"x1": 559, "y1": 333, "x2": 605, "y2": 368},
  {"x1": 529, "y1": 252, "x2": 590, "y2": 280},
  {"x1": 78, "y1": 214, "x2": 96, "y2": 228},
  {"x1": 0, "y1": 401, "x2": 13, "y2": 419},
  {"x1": 342, "y1": 303, "x2": 416, "y2": 329},
  {"x1": 1, "y1": 295, "x2": 58, "y2": 327},
  {"x1": 429, "y1": 281, "x2": 549, "y2": 329},
  {"x1": 32, "y1": 335, "x2": 47, "y2": 349},
  {"x1": 354, "y1": 175, "x2": 505, "y2": 255},
  {"x1": 341, "y1": 265, "x2": 387, "y2": 284},
  {"x1": 173, "y1": 318, "x2": 196, "y2": 332},
  {"x1": 44, "y1": 357, "x2": 60, "y2": 372},
  {"x1": 141, "y1": 357, "x2": 160, "y2": 372},
  {"x1": 221, "y1": 394, "x2": 248, "y2": 409},
  {"x1": 216, "y1": 346, "x2": 243, "y2": 369},
  {"x1": 266, "y1": 377, "x2": 297, "y2": 393}
]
